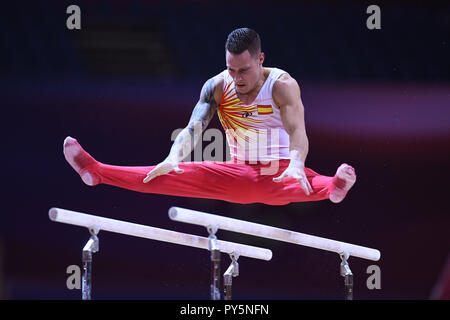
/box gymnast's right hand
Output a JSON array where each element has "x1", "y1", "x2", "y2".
[{"x1": 143, "y1": 158, "x2": 184, "y2": 183}]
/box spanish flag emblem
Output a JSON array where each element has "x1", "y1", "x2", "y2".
[{"x1": 257, "y1": 105, "x2": 273, "y2": 115}]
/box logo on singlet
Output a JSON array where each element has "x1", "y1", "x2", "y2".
[{"x1": 242, "y1": 112, "x2": 253, "y2": 118}]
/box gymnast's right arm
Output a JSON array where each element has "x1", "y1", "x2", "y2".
[{"x1": 143, "y1": 75, "x2": 222, "y2": 183}]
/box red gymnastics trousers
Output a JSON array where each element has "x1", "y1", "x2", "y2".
[{"x1": 64, "y1": 137, "x2": 348, "y2": 206}]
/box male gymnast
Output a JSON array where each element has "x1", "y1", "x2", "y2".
[{"x1": 63, "y1": 28, "x2": 356, "y2": 206}]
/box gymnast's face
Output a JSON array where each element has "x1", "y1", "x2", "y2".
[{"x1": 226, "y1": 49, "x2": 264, "y2": 95}]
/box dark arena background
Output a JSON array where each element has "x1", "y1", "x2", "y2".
[{"x1": 1, "y1": 0, "x2": 449, "y2": 301}]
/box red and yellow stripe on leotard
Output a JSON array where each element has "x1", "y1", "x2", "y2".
[
  {"x1": 218, "y1": 79, "x2": 266, "y2": 145},
  {"x1": 257, "y1": 105, "x2": 273, "y2": 115}
]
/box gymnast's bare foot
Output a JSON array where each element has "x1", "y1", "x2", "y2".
[
  {"x1": 63, "y1": 136, "x2": 100, "y2": 186},
  {"x1": 329, "y1": 163, "x2": 356, "y2": 203}
]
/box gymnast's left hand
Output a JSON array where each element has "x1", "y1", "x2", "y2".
[{"x1": 273, "y1": 165, "x2": 313, "y2": 196}]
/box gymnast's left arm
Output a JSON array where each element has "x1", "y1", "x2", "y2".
[{"x1": 272, "y1": 75, "x2": 313, "y2": 196}]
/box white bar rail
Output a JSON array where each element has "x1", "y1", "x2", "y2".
[
  {"x1": 168, "y1": 207, "x2": 380, "y2": 261},
  {"x1": 49, "y1": 207, "x2": 272, "y2": 261}
]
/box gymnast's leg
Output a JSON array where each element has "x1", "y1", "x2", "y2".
[
  {"x1": 63, "y1": 136, "x2": 355, "y2": 205},
  {"x1": 247, "y1": 161, "x2": 356, "y2": 205},
  {"x1": 63, "y1": 136, "x2": 253, "y2": 203}
]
